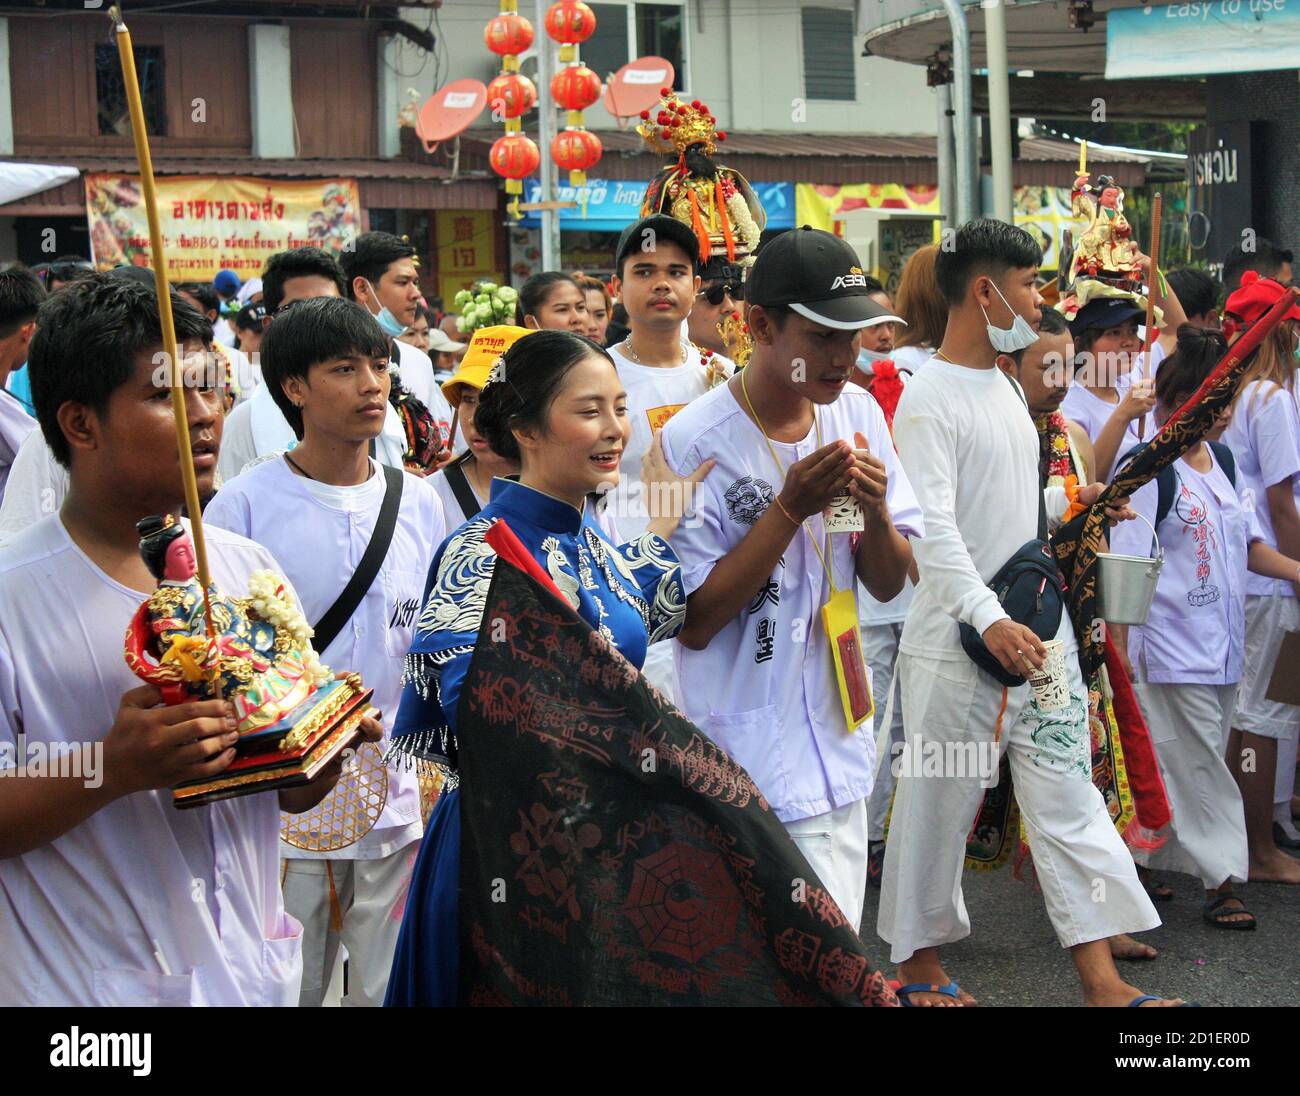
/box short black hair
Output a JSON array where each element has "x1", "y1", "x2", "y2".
[
  {"x1": 261, "y1": 247, "x2": 347, "y2": 315},
  {"x1": 475, "y1": 329, "x2": 611, "y2": 462},
  {"x1": 339, "y1": 232, "x2": 416, "y2": 300},
  {"x1": 515, "y1": 272, "x2": 581, "y2": 326},
  {"x1": 259, "y1": 297, "x2": 390, "y2": 440},
  {"x1": 1166, "y1": 267, "x2": 1220, "y2": 318},
  {"x1": 28, "y1": 274, "x2": 212, "y2": 467},
  {"x1": 1037, "y1": 307, "x2": 1069, "y2": 336},
  {"x1": 1222, "y1": 237, "x2": 1293, "y2": 293},
  {"x1": 0, "y1": 263, "x2": 46, "y2": 339},
  {"x1": 177, "y1": 281, "x2": 220, "y2": 319},
  {"x1": 934, "y1": 219, "x2": 1042, "y2": 305}
]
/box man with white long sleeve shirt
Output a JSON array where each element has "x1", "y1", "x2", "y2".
[{"x1": 877, "y1": 219, "x2": 1179, "y2": 1008}]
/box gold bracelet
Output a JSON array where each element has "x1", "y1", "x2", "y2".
[{"x1": 774, "y1": 497, "x2": 801, "y2": 529}]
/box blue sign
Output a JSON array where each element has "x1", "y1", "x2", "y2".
[
  {"x1": 1108, "y1": 1, "x2": 1300, "y2": 79},
  {"x1": 520, "y1": 179, "x2": 793, "y2": 232}
]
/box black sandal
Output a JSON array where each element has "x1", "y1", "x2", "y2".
[{"x1": 1201, "y1": 893, "x2": 1257, "y2": 931}]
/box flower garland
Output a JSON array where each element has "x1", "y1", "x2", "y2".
[
  {"x1": 246, "y1": 569, "x2": 332, "y2": 686},
  {"x1": 1036, "y1": 410, "x2": 1086, "y2": 521}
]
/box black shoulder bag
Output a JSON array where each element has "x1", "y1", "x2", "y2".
[
  {"x1": 957, "y1": 374, "x2": 1064, "y2": 687},
  {"x1": 311, "y1": 464, "x2": 405, "y2": 653},
  {"x1": 443, "y1": 454, "x2": 483, "y2": 521}
]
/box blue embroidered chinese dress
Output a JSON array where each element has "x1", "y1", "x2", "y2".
[{"x1": 384, "y1": 478, "x2": 684, "y2": 1006}]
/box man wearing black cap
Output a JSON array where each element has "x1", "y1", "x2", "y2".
[
  {"x1": 606, "y1": 214, "x2": 736, "y2": 692},
  {"x1": 660, "y1": 226, "x2": 923, "y2": 935}
]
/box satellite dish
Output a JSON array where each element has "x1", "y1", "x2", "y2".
[
  {"x1": 604, "y1": 56, "x2": 675, "y2": 127},
  {"x1": 416, "y1": 79, "x2": 489, "y2": 154}
]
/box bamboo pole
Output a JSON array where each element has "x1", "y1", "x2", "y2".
[
  {"x1": 109, "y1": 5, "x2": 217, "y2": 649},
  {"x1": 1137, "y1": 192, "x2": 1163, "y2": 441}
]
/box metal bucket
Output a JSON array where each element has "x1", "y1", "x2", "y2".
[{"x1": 1096, "y1": 511, "x2": 1164, "y2": 626}]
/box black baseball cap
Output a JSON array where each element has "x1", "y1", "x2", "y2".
[
  {"x1": 747, "y1": 226, "x2": 902, "y2": 330},
  {"x1": 614, "y1": 215, "x2": 702, "y2": 276},
  {"x1": 1068, "y1": 296, "x2": 1146, "y2": 336}
]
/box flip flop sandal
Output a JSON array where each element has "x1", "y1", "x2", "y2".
[
  {"x1": 894, "y1": 980, "x2": 965, "y2": 1006},
  {"x1": 1272, "y1": 822, "x2": 1300, "y2": 851},
  {"x1": 1201, "y1": 894, "x2": 1257, "y2": 931},
  {"x1": 1129, "y1": 995, "x2": 1200, "y2": 1007}
]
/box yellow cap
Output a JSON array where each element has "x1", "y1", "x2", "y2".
[{"x1": 440, "y1": 325, "x2": 535, "y2": 407}]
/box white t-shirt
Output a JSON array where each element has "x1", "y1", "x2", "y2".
[
  {"x1": 0, "y1": 517, "x2": 303, "y2": 1005},
  {"x1": 893, "y1": 358, "x2": 1068, "y2": 660},
  {"x1": 0, "y1": 388, "x2": 35, "y2": 508},
  {"x1": 890, "y1": 345, "x2": 934, "y2": 374},
  {"x1": 663, "y1": 383, "x2": 924, "y2": 823},
  {"x1": 0, "y1": 430, "x2": 67, "y2": 545},
  {"x1": 607, "y1": 341, "x2": 733, "y2": 541},
  {"x1": 1109, "y1": 447, "x2": 1260, "y2": 684},
  {"x1": 217, "y1": 384, "x2": 409, "y2": 482},
  {"x1": 203, "y1": 457, "x2": 444, "y2": 859},
  {"x1": 1059, "y1": 347, "x2": 1162, "y2": 450},
  {"x1": 1221, "y1": 379, "x2": 1300, "y2": 597}
]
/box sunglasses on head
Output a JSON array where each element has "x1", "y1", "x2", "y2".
[{"x1": 698, "y1": 283, "x2": 743, "y2": 306}]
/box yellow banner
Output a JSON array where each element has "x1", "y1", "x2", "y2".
[
  {"x1": 796, "y1": 183, "x2": 941, "y2": 231},
  {"x1": 796, "y1": 182, "x2": 1088, "y2": 271},
  {"x1": 85, "y1": 174, "x2": 361, "y2": 281},
  {"x1": 435, "y1": 210, "x2": 499, "y2": 307}
]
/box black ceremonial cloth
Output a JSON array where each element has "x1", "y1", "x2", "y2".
[{"x1": 455, "y1": 558, "x2": 899, "y2": 1007}]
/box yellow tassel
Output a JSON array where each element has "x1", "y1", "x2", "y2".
[
  {"x1": 688, "y1": 189, "x2": 711, "y2": 263},
  {"x1": 715, "y1": 178, "x2": 736, "y2": 262},
  {"x1": 503, "y1": 54, "x2": 520, "y2": 73},
  {"x1": 505, "y1": 116, "x2": 521, "y2": 133},
  {"x1": 559, "y1": 43, "x2": 577, "y2": 63},
  {"x1": 570, "y1": 169, "x2": 586, "y2": 187}
]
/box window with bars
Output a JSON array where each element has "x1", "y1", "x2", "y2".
[
  {"x1": 96, "y1": 43, "x2": 166, "y2": 137},
  {"x1": 801, "y1": 7, "x2": 856, "y2": 102}
]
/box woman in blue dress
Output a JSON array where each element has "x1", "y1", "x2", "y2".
[{"x1": 385, "y1": 329, "x2": 711, "y2": 1006}]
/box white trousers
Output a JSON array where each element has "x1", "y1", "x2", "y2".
[
  {"x1": 784, "y1": 796, "x2": 870, "y2": 935},
  {"x1": 281, "y1": 843, "x2": 418, "y2": 1008},
  {"x1": 877, "y1": 635, "x2": 1160, "y2": 964},
  {"x1": 1132, "y1": 682, "x2": 1248, "y2": 889},
  {"x1": 863, "y1": 622, "x2": 906, "y2": 842}
]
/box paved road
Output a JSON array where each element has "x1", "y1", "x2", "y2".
[{"x1": 858, "y1": 860, "x2": 1298, "y2": 1007}]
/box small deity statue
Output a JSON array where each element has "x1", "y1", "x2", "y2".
[
  {"x1": 1070, "y1": 173, "x2": 1143, "y2": 288},
  {"x1": 124, "y1": 515, "x2": 333, "y2": 741}
]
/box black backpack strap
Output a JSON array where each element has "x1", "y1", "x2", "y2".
[
  {"x1": 311, "y1": 464, "x2": 404, "y2": 653},
  {"x1": 1209, "y1": 441, "x2": 1236, "y2": 487},
  {"x1": 444, "y1": 455, "x2": 482, "y2": 520}
]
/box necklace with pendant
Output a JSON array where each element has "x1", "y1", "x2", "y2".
[{"x1": 623, "y1": 337, "x2": 686, "y2": 367}]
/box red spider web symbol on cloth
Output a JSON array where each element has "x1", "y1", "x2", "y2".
[{"x1": 622, "y1": 841, "x2": 742, "y2": 964}]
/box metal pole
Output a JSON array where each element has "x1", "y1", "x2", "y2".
[
  {"x1": 535, "y1": 0, "x2": 561, "y2": 271},
  {"x1": 984, "y1": 0, "x2": 1013, "y2": 223},
  {"x1": 939, "y1": 0, "x2": 974, "y2": 226},
  {"x1": 937, "y1": 83, "x2": 955, "y2": 229}
]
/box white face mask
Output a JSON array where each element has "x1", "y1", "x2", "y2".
[
  {"x1": 857, "y1": 346, "x2": 892, "y2": 367},
  {"x1": 981, "y1": 279, "x2": 1039, "y2": 354}
]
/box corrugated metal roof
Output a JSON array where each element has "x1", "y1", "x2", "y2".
[{"x1": 0, "y1": 155, "x2": 490, "y2": 181}]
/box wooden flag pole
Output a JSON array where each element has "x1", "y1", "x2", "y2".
[
  {"x1": 1137, "y1": 191, "x2": 1163, "y2": 442},
  {"x1": 109, "y1": 5, "x2": 217, "y2": 648}
]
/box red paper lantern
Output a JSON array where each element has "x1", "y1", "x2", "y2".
[
  {"x1": 490, "y1": 133, "x2": 541, "y2": 180},
  {"x1": 550, "y1": 65, "x2": 601, "y2": 112},
  {"x1": 486, "y1": 72, "x2": 537, "y2": 119},
  {"x1": 544, "y1": 1, "x2": 597, "y2": 44},
  {"x1": 552, "y1": 129, "x2": 602, "y2": 174},
  {"x1": 484, "y1": 13, "x2": 534, "y2": 56}
]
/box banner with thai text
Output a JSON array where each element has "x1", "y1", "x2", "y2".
[{"x1": 85, "y1": 174, "x2": 360, "y2": 281}]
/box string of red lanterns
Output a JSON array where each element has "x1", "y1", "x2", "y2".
[
  {"x1": 485, "y1": 1, "x2": 539, "y2": 218},
  {"x1": 545, "y1": 1, "x2": 602, "y2": 187}
]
